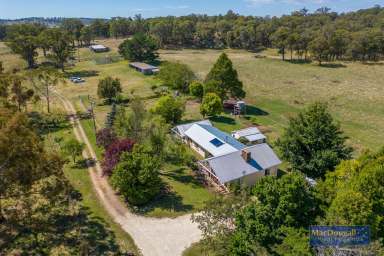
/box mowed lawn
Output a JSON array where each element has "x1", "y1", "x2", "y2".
[{"x1": 160, "y1": 49, "x2": 384, "y2": 152}]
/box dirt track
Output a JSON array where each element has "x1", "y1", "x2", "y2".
[{"x1": 54, "y1": 90, "x2": 202, "y2": 256}]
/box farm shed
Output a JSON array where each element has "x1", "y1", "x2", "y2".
[
  {"x1": 232, "y1": 127, "x2": 266, "y2": 145},
  {"x1": 223, "y1": 99, "x2": 246, "y2": 114},
  {"x1": 129, "y1": 62, "x2": 159, "y2": 75},
  {"x1": 89, "y1": 44, "x2": 109, "y2": 53}
]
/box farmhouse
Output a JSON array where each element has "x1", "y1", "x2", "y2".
[
  {"x1": 199, "y1": 144, "x2": 281, "y2": 189},
  {"x1": 129, "y1": 62, "x2": 159, "y2": 75},
  {"x1": 89, "y1": 44, "x2": 109, "y2": 53},
  {"x1": 173, "y1": 121, "x2": 281, "y2": 191},
  {"x1": 232, "y1": 127, "x2": 266, "y2": 145}
]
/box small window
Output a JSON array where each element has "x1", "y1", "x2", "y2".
[
  {"x1": 210, "y1": 138, "x2": 224, "y2": 147},
  {"x1": 265, "y1": 169, "x2": 270, "y2": 176}
]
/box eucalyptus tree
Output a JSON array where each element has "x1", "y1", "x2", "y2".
[{"x1": 30, "y1": 68, "x2": 64, "y2": 113}]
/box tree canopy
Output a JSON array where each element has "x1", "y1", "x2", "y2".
[
  {"x1": 158, "y1": 62, "x2": 195, "y2": 92},
  {"x1": 205, "y1": 53, "x2": 245, "y2": 100},
  {"x1": 110, "y1": 144, "x2": 162, "y2": 206},
  {"x1": 6, "y1": 24, "x2": 43, "y2": 69},
  {"x1": 151, "y1": 95, "x2": 185, "y2": 124},
  {"x1": 97, "y1": 76, "x2": 122, "y2": 104},
  {"x1": 277, "y1": 102, "x2": 352, "y2": 179},
  {"x1": 200, "y1": 93, "x2": 223, "y2": 117},
  {"x1": 118, "y1": 33, "x2": 158, "y2": 62},
  {"x1": 317, "y1": 148, "x2": 384, "y2": 239}
]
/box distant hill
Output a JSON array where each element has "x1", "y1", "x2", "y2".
[{"x1": 0, "y1": 17, "x2": 107, "y2": 27}]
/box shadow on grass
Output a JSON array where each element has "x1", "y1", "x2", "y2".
[
  {"x1": 65, "y1": 70, "x2": 100, "y2": 78},
  {"x1": 285, "y1": 59, "x2": 312, "y2": 64},
  {"x1": 4, "y1": 172, "x2": 125, "y2": 255},
  {"x1": 361, "y1": 62, "x2": 384, "y2": 66},
  {"x1": 210, "y1": 115, "x2": 236, "y2": 125},
  {"x1": 73, "y1": 158, "x2": 96, "y2": 169},
  {"x1": 162, "y1": 167, "x2": 203, "y2": 188},
  {"x1": 319, "y1": 63, "x2": 346, "y2": 68},
  {"x1": 28, "y1": 111, "x2": 72, "y2": 136},
  {"x1": 148, "y1": 59, "x2": 165, "y2": 66},
  {"x1": 134, "y1": 185, "x2": 193, "y2": 216},
  {"x1": 246, "y1": 105, "x2": 269, "y2": 116},
  {"x1": 134, "y1": 168, "x2": 202, "y2": 216}
]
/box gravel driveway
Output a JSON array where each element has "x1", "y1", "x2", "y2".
[{"x1": 55, "y1": 91, "x2": 202, "y2": 256}]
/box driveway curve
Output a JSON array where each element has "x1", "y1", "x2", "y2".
[{"x1": 54, "y1": 90, "x2": 202, "y2": 256}]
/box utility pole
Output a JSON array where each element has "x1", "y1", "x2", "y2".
[{"x1": 88, "y1": 95, "x2": 97, "y2": 135}]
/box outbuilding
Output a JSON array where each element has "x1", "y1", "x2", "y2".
[
  {"x1": 89, "y1": 44, "x2": 109, "y2": 53},
  {"x1": 232, "y1": 127, "x2": 266, "y2": 145},
  {"x1": 129, "y1": 62, "x2": 159, "y2": 75}
]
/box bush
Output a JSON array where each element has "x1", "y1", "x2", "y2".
[
  {"x1": 101, "y1": 139, "x2": 135, "y2": 176},
  {"x1": 62, "y1": 139, "x2": 85, "y2": 163},
  {"x1": 276, "y1": 102, "x2": 352, "y2": 179},
  {"x1": 200, "y1": 93, "x2": 223, "y2": 117},
  {"x1": 96, "y1": 128, "x2": 117, "y2": 149},
  {"x1": 97, "y1": 77, "x2": 122, "y2": 104},
  {"x1": 110, "y1": 145, "x2": 162, "y2": 206},
  {"x1": 189, "y1": 81, "x2": 204, "y2": 99},
  {"x1": 151, "y1": 95, "x2": 185, "y2": 124},
  {"x1": 118, "y1": 33, "x2": 158, "y2": 62},
  {"x1": 158, "y1": 62, "x2": 195, "y2": 92}
]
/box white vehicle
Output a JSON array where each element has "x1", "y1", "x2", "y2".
[{"x1": 69, "y1": 76, "x2": 85, "y2": 84}]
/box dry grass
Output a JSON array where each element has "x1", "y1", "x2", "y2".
[
  {"x1": 2, "y1": 39, "x2": 384, "y2": 152},
  {"x1": 160, "y1": 48, "x2": 384, "y2": 152}
]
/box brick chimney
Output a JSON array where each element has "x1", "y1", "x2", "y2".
[{"x1": 241, "y1": 150, "x2": 251, "y2": 162}]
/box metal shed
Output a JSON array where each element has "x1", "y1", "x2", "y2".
[{"x1": 129, "y1": 62, "x2": 159, "y2": 75}]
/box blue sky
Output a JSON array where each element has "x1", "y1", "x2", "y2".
[{"x1": 1, "y1": 0, "x2": 384, "y2": 19}]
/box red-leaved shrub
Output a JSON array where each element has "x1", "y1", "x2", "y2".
[
  {"x1": 96, "y1": 128, "x2": 117, "y2": 149},
  {"x1": 101, "y1": 139, "x2": 135, "y2": 176}
]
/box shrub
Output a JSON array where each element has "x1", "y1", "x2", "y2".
[
  {"x1": 97, "y1": 77, "x2": 122, "y2": 104},
  {"x1": 200, "y1": 93, "x2": 223, "y2": 117},
  {"x1": 62, "y1": 139, "x2": 85, "y2": 163},
  {"x1": 151, "y1": 95, "x2": 185, "y2": 124},
  {"x1": 158, "y1": 62, "x2": 195, "y2": 92},
  {"x1": 96, "y1": 128, "x2": 117, "y2": 149},
  {"x1": 101, "y1": 139, "x2": 135, "y2": 176},
  {"x1": 118, "y1": 33, "x2": 158, "y2": 62},
  {"x1": 189, "y1": 81, "x2": 204, "y2": 99},
  {"x1": 110, "y1": 145, "x2": 162, "y2": 205}
]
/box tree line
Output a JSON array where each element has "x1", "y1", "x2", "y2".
[
  {"x1": 1, "y1": 6, "x2": 384, "y2": 70},
  {"x1": 192, "y1": 102, "x2": 384, "y2": 255},
  {"x1": 0, "y1": 63, "x2": 126, "y2": 254}
]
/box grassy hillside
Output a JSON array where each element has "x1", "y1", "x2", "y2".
[
  {"x1": 2, "y1": 39, "x2": 384, "y2": 152},
  {"x1": 160, "y1": 49, "x2": 384, "y2": 152}
]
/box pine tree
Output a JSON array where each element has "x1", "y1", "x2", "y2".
[
  {"x1": 105, "y1": 103, "x2": 117, "y2": 128},
  {"x1": 205, "y1": 53, "x2": 245, "y2": 100}
]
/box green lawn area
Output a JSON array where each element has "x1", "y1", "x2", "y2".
[
  {"x1": 4, "y1": 39, "x2": 384, "y2": 154},
  {"x1": 137, "y1": 164, "x2": 215, "y2": 218},
  {"x1": 160, "y1": 48, "x2": 384, "y2": 153},
  {"x1": 21, "y1": 38, "x2": 383, "y2": 153},
  {"x1": 72, "y1": 96, "x2": 215, "y2": 218},
  {"x1": 64, "y1": 165, "x2": 139, "y2": 254},
  {"x1": 43, "y1": 113, "x2": 140, "y2": 255}
]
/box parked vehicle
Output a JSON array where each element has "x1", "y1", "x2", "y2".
[{"x1": 69, "y1": 76, "x2": 85, "y2": 83}]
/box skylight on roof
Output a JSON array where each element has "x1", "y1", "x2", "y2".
[{"x1": 210, "y1": 138, "x2": 224, "y2": 147}]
